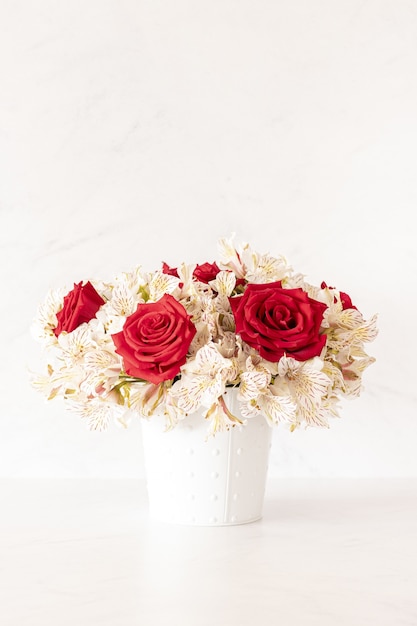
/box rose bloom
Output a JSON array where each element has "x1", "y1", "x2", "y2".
[
  {"x1": 112, "y1": 294, "x2": 196, "y2": 384},
  {"x1": 193, "y1": 262, "x2": 220, "y2": 283},
  {"x1": 53, "y1": 281, "x2": 105, "y2": 337},
  {"x1": 162, "y1": 261, "x2": 220, "y2": 284},
  {"x1": 229, "y1": 281, "x2": 327, "y2": 362},
  {"x1": 162, "y1": 262, "x2": 179, "y2": 278}
]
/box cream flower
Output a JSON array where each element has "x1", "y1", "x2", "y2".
[
  {"x1": 273, "y1": 356, "x2": 332, "y2": 427},
  {"x1": 203, "y1": 395, "x2": 244, "y2": 437},
  {"x1": 170, "y1": 343, "x2": 236, "y2": 415},
  {"x1": 209, "y1": 270, "x2": 236, "y2": 297},
  {"x1": 148, "y1": 271, "x2": 180, "y2": 302},
  {"x1": 31, "y1": 287, "x2": 66, "y2": 344},
  {"x1": 237, "y1": 357, "x2": 296, "y2": 425},
  {"x1": 68, "y1": 396, "x2": 126, "y2": 431},
  {"x1": 217, "y1": 235, "x2": 246, "y2": 278},
  {"x1": 240, "y1": 246, "x2": 291, "y2": 284}
]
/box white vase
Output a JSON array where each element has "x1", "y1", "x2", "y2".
[{"x1": 140, "y1": 389, "x2": 273, "y2": 526}]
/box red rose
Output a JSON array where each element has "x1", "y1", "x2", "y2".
[
  {"x1": 162, "y1": 262, "x2": 179, "y2": 278},
  {"x1": 229, "y1": 281, "x2": 327, "y2": 362},
  {"x1": 163, "y1": 260, "x2": 221, "y2": 285},
  {"x1": 340, "y1": 292, "x2": 356, "y2": 310},
  {"x1": 112, "y1": 294, "x2": 196, "y2": 384},
  {"x1": 53, "y1": 281, "x2": 105, "y2": 337},
  {"x1": 193, "y1": 262, "x2": 221, "y2": 283}
]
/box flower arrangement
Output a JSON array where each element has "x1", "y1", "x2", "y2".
[{"x1": 31, "y1": 236, "x2": 378, "y2": 436}]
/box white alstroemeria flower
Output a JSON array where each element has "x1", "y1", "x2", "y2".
[
  {"x1": 299, "y1": 279, "x2": 339, "y2": 306},
  {"x1": 148, "y1": 271, "x2": 180, "y2": 302},
  {"x1": 274, "y1": 356, "x2": 332, "y2": 427},
  {"x1": 125, "y1": 381, "x2": 164, "y2": 416},
  {"x1": 216, "y1": 331, "x2": 236, "y2": 359},
  {"x1": 257, "y1": 391, "x2": 297, "y2": 426},
  {"x1": 239, "y1": 360, "x2": 271, "y2": 401},
  {"x1": 203, "y1": 396, "x2": 244, "y2": 437},
  {"x1": 171, "y1": 343, "x2": 235, "y2": 413},
  {"x1": 217, "y1": 235, "x2": 245, "y2": 278},
  {"x1": 339, "y1": 355, "x2": 376, "y2": 398},
  {"x1": 322, "y1": 360, "x2": 346, "y2": 393},
  {"x1": 108, "y1": 281, "x2": 142, "y2": 317},
  {"x1": 56, "y1": 324, "x2": 95, "y2": 364},
  {"x1": 68, "y1": 397, "x2": 124, "y2": 431},
  {"x1": 177, "y1": 263, "x2": 197, "y2": 297},
  {"x1": 31, "y1": 287, "x2": 67, "y2": 344},
  {"x1": 197, "y1": 295, "x2": 218, "y2": 339},
  {"x1": 240, "y1": 349, "x2": 279, "y2": 375},
  {"x1": 160, "y1": 393, "x2": 187, "y2": 430},
  {"x1": 209, "y1": 270, "x2": 236, "y2": 297},
  {"x1": 241, "y1": 247, "x2": 291, "y2": 284},
  {"x1": 319, "y1": 394, "x2": 341, "y2": 421},
  {"x1": 188, "y1": 325, "x2": 212, "y2": 357},
  {"x1": 238, "y1": 386, "x2": 297, "y2": 426},
  {"x1": 95, "y1": 309, "x2": 126, "y2": 334},
  {"x1": 171, "y1": 371, "x2": 224, "y2": 415},
  {"x1": 323, "y1": 303, "x2": 360, "y2": 331},
  {"x1": 30, "y1": 366, "x2": 69, "y2": 401},
  {"x1": 322, "y1": 283, "x2": 349, "y2": 306},
  {"x1": 281, "y1": 272, "x2": 307, "y2": 290},
  {"x1": 31, "y1": 356, "x2": 86, "y2": 400},
  {"x1": 119, "y1": 265, "x2": 145, "y2": 292},
  {"x1": 339, "y1": 373, "x2": 362, "y2": 397},
  {"x1": 328, "y1": 313, "x2": 378, "y2": 357},
  {"x1": 82, "y1": 348, "x2": 122, "y2": 395},
  {"x1": 213, "y1": 293, "x2": 235, "y2": 341},
  {"x1": 337, "y1": 308, "x2": 365, "y2": 329},
  {"x1": 341, "y1": 313, "x2": 378, "y2": 342},
  {"x1": 238, "y1": 357, "x2": 296, "y2": 426},
  {"x1": 171, "y1": 374, "x2": 225, "y2": 413},
  {"x1": 334, "y1": 342, "x2": 369, "y2": 364},
  {"x1": 321, "y1": 302, "x2": 341, "y2": 329},
  {"x1": 96, "y1": 273, "x2": 146, "y2": 333},
  {"x1": 188, "y1": 343, "x2": 234, "y2": 379}
]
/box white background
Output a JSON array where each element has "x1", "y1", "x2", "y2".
[{"x1": 1, "y1": 0, "x2": 416, "y2": 479}]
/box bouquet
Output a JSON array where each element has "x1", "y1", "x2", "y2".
[{"x1": 31, "y1": 236, "x2": 378, "y2": 435}]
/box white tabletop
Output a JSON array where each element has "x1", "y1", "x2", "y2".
[{"x1": 1, "y1": 478, "x2": 416, "y2": 626}]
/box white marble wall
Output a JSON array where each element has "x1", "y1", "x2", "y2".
[{"x1": 1, "y1": 0, "x2": 416, "y2": 478}]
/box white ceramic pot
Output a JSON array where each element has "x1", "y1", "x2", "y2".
[{"x1": 140, "y1": 389, "x2": 272, "y2": 526}]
